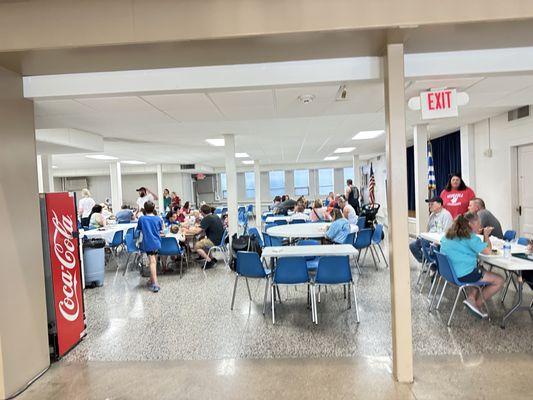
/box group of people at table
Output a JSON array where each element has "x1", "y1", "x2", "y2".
[
  {"x1": 409, "y1": 173, "x2": 533, "y2": 319},
  {"x1": 78, "y1": 186, "x2": 225, "y2": 293}
]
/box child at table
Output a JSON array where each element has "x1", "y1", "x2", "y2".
[
  {"x1": 135, "y1": 201, "x2": 164, "y2": 293},
  {"x1": 440, "y1": 212, "x2": 504, "y2": 318}
]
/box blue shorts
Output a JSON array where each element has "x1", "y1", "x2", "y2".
[{"x1": 458, "y1": 268, "x2": 483, "y2": 283}]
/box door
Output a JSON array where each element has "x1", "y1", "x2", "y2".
[{"x1": 518, "y1": 144, "x2": 533, "y2": 238}]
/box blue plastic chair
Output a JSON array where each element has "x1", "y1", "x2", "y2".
[
  {"x1": 290, "y1": 219, "x2": 307, "y2": 224},
  {"x1": 433, "y1": 250, "x2": 491, "y2": 326},
  {"x1": 517, "y1": 237, "x2": 530, "y2": 245},
  {"x1": 107, "y1": 230, "x2": 125, "y2": 270},
  {"x1": 356, "y1": 216, "x2": 366, "y2": 231},
  {"x1": 370, "y1": 224, "x2": 388, "y2": 268},
  {"x1": 123, "y1": 231, "x2": 140, "y2": 276},
  {"x1": 205, "y1": 229, "x2": 229, "y2": 270},
  {"x1": 503, "y1": 230, "x2": 517, "y2": 241},
  {"x1": 418, "y1": 237, "x2": 437, "y2": 293},
  {"x1": 274, "y1": 219, "x2": 288, "y2": 226},
  {"x1": 353, "y1": 228, "x2": 375, "y2": 270},
  {"x1": 297, "y1": 239, "x2": 321, "y2": 269},
  {"x1": 248, "y1": 227, "x2": 264, "y2": 248},
  {"x1": 246, "y1": 204, "x2": 254, "y2": 217},
  {"x1": 263, "y1": 232, "x2": 284, "y2": 247},
  {"x1": 264, "y1": 222, "x2": 276, "y2": 233},
  {"x1": 214, "y1": 207, "x2": 223, "y2": 216},
  {"x1": 159, "y1": 237, "x2": 187, "y2": 278},
  {"x1": 271, "y1": 257, "x2": 311, "y2": 324},
  {"x1": 312, "y1": 256, "x2": 359, "y2": 324},
  {"x1": 231, "y1": 251, "x2": 271, "y2": 314},
  {"x1": 262, "y1": 211, "x2": 274, "y2": 222}
]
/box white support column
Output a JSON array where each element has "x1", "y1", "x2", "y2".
[
  {"x1": 384, "y1": 42, "x2": 414, "y2": 383},
  {"x1": 460, "y1": 124, "x2": 476, "y2": 191},
  {"x1": 414, "y1": 124, "x2": 429, "y2": 235},
  {"x1": 224, "y1": 134, "x2": 238, "y2": 238},
  {"x1": 37, "y1": 154, "x2": 54, "y2": 192},
  {"x1": 254, "y1": 161, "x2": 262, "y2": 230},
  {"x1": 156, "y1": 164, "x2": 164, "y2": 212},
  {"x1": 109, "y1": 161, "x2": 122, "y2": 214},
  {"x1": 352, "y1": 154, "x2": 362, "y2": 190}
]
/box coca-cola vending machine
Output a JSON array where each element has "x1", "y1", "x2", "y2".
[{"x1": 40, "y1": 192, "x2": 86, "y2": 360}]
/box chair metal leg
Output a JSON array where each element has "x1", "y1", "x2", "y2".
[
  {"x1": 416, "y1": 260, "x2": 427, "y2": 286},
  {"x1": 311, "y1": 285, "x2": 318, "y2": 324},
  {"x1": 245, "y1": 277, "x2": 252, "y2": 301},
  {"x1": 271, "y1": 284, "x2": 276, "y2": 324},
  {"x1": 369, "y1": 246, "x2": 378, "y2": 270},
  {"x1": 179, "y1": 256, "x2": 183, "y2": 279},
  {"x1": 230, "y1": 274, "x2": 239, "y2": 310},
  {"x1": 436, "y1": 281, "x2": 448, "y2": 310},
  {"x1": 477, "y1": 286, "x2": 490, "y2": 319},
  {"x1": 428, "y1": 272, "x2": 439, "y2": 299},
  {"x1": 276, "y1": 286, "x2": 282, "y2": 303},
  {"x1": 343, "y1": 284, "x2": 347, "y2": 299},
  {"x1": 262, "y1": 277, "x2": 269, "y2": 315},
  {"x1": 447, "y1": 287, "x2": 463, "y2": 327},
  {"x1": 347, "y1": 284, "x2": 351, "y2": 308},
  {"x1": 352, "y1": 282, "x2": 360, "y2": 323},
  {"x1": 372, "y1": 245, "x2": 381, "y2": 263},
  {"x1": 362, "y1": 247, "x2": 369, "y2": 267},
  {"x1": 318, "y1": 285, "x2": 321, "y2": 303},
  {"x1": 354, "y1": 258, "x2": 362, "y2": 275},
  {"x1": 429, "y1": 277, "x2": 441, "y2": 313},
  {"x1": 377, "y1": 243, "x2": 389, "y2": 268}
]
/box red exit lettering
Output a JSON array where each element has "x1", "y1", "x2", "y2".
[{"x1": 426, "y1": 90, "x2": 452, "y2": 111}]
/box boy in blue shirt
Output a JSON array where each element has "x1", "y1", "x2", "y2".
[{"x1": 136, "y1": 201, "x2": 163, "y2": 292}]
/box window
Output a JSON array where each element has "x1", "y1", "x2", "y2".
[
  {"x1": 269, "y1": 170, "x2": 285, "y2": 197},
  {"x1": 220, "y1": 173, "x2": 227, "y2": 199},
  {"x1": 318, "y1": 168, "x2": 334, "y2": 196},
  {"x1": 293, "y1": 169, "x2": 309, "y2": 196},
  {"x1": 343, "y1": 167, "x2": 354, "y2": 185},
  {"x1": 245, "y1": 172, "x2": 255, "y2": 199}
]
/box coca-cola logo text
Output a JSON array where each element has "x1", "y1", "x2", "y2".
[{"x1": 51, "y1": 211, "x2": 80, "y2": 322}]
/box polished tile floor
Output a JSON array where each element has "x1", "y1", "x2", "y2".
[
  {"x1": 19, "y1": 353, "x2": 533, "y2": 399},
  {"x1": 62, "y1": 246, "x2": 533, "y2": 363}
]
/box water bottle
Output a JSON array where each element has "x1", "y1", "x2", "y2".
[{"x1": 503, "y1": 241, "x2": 511, "y2": 258}]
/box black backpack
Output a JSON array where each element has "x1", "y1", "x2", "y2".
[{"x1": 230, "y1": 233, "x2": 262, "y2": 271}]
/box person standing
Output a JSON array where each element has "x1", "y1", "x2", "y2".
[
  {"x1": 163, "y1": 188, "x2": 172, "y2": 211},
  {"x1": 135, "y1": 201, "x2": 163, "y2": 293},
  {"x1": 439, "y1": 173, "x2": 476, "y2": 219},
  {"x1": 345, "y1": 179, "x2": 360, "y2": 214},
  {"x1": 136, "y1": 187, "x2": 158, "y2": 215},
  {"x1": 468, "y1": 198, "x2": 504, "y2": 239},
  {"x1": 78, "y1": 188, "x2": 96, "y2": 227}
]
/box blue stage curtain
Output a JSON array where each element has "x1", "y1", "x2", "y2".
[{"x1": 406, "y1": 130, "x2": 461, "y2": 211}]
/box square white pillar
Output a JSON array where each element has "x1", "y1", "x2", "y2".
[
  {"x1": 254, "y1": 161, "x2": 262, "y2": 230},
  {"x1": 223, "y1": 134, "x2": 238, "y2": 238},
  {"x1": 414, "y1": 125, "x2": 429, "y2": 235},
  {"x1": 109, "y1": 161, "x2": 122, "y2": 214},
  {"x1": 37, "y1": 154, "x2": 54, "y2": 192},
  {"x1": 384, "y1": 42, "x2": 414, "y2": 383},
  {"x1": 352, "y1": 154, "x2": 362, "y2": 189},
  {"x1": 460, "y1": 124, "x2": 476, "y2": 191},
  {"x1": 156, "y1": 164, "x2": 164, "y2": 212}
]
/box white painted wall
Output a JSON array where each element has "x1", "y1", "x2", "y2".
[
  {"x1": 362, "y1": 154, "x2": 388, "y2": 224},
  {"x1": 472, "y1": 108, "x2": 533, "y2": 231}
]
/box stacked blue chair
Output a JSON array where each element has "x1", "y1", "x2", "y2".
[
  {"x1": 159, "y1": 237, "x2": 187, "y2": 278},
  {"x1": 311, "y1": 256, "x2": 360, "y2": 324},
  {"x1": 231, "y1": 251, "x2": 271, "y2": 314},
  {"x1": 433, "y1": 250, "x2": 491, "y2": 326},
  {"x1": 270, "y1": 257, "x2": 311, "y2": 324}
]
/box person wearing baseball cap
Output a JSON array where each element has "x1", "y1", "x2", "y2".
[
  {"x1": 136, "y1": 187, "x2": 158, "y2": 216},
  {"x1": 409, "y1": 196, "x2": 453, "y2": 263}
]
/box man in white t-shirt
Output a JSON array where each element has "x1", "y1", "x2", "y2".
[{"x1": 136, "y1": 187, "x2": 158, "y2": 215}]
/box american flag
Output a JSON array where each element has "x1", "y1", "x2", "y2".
[
  {"x1": 427, "y1": 141, "x2": 437, "y2": 198},
  {"x1": 368, "y1": 163, "x2": 375, "y2": 204}
]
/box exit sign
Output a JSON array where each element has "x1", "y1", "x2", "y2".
[{"x1": 420, "y1": 89, "x2": 458, "y2": 120}]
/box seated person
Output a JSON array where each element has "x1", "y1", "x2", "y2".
[
  {"x1": 115, "y1": 204, "x2": 134, "y2": 223},
  {"x1": 468, "y1": 198, "x2": 503, "y2": 239},
  {"x1": 309, "y1": 199, "x2": 331, "y2": 222},
  {"x1": 275, "y1": 196, "x2": 297, "y2": 215},
  {"x1": 270, "y1": 196, "x2": 282, "y2": 211},
  {"x1": 88, "y1": 205, "x2": 106, "y2": 229},
  {"x1": 409, "y1": 196, "x2": 453, "y2": 263},
  {"x1": 440, "y1": 212, "x2": 504, "y2": 318},
  {"x1": 324, "y1": 192, "x2": 335, "y2": 207},
  {"x1": 290, "y1": 204, "x2": 309, "y2": 222},
  {"x1": 337, "y1": 196, "x2": 358, "y2": 225},
  {"x1": 327, "y1": 194, "x2": 340, "y2": 214},
  {"x1": 181, "y1": 201, "x2": 191, "y2": 215},
  {"x1": 164, "y1": 211, "x2": 178, "y2": 227},
  {"x1": 194, "y1": 204, "x2": 225, "y2": 268},
  {"x1": 325, "y1": 209, "x2": 351, "y2": 244}
]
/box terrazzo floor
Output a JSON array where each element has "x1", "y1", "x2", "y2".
[{"x1": 64, "y1": 244, "x2": 533, "y2": 363}]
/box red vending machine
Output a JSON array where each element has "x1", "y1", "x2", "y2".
[{"x1": 40, "y1": 192, "x2": 86, "y2": 360}]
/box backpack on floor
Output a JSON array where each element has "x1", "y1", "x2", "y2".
[{"x1": 229, "y1": 233, "x2": 262, "y2": 271}]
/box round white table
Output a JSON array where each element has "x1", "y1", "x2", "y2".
[
  {"x1": 81, "y1": 222, "x2": 137, "y2": 243},
  {"x1": 266, "y1": 222, "x2": 330, "y2": 239}
]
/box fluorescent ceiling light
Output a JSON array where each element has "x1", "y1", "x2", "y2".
[
  {"x1": 334, "y1": 147, "x2": 355, "y2": 154},
  {"x1": 324, "y1": 156, "x2": 339, "y2": 161},
  {"x1": 352, "y1": 130, "x2": 385, "y2": 140},
  {"x1": 85, "y1": 154, "x2": 118, "y2": 160},
  {"x1": 206, "y1": 138, "x2": 225, "y2": 146},
  {"x1": 52, "y1": 165, "x2": 58, "y2": 169},
  {"x1": 235, "y1": 153, "x2": 250, "y2": 158},
  {"x1": 121, "y1": 160, "x2": 146, "y2": 165},
  {"x1": 242, "y1": 160, "x2": 254, "y2": 165}
]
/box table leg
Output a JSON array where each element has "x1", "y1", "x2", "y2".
[{"x1": 501, "y1": 271, "x2": 523, "y2": 329}]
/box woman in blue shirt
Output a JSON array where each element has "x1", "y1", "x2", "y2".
[
  {"x1": 136, "y1": 201, "x2": 163, "y2": 293},
  {"x1": 325, "y1": 209, "x2": 350, "y2": 244},
  {"x1": 440, "y1": 212, "x2": 504, "y2": 318}
]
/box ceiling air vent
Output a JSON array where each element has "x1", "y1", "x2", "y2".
[
  {"x1": 508, "y1": 106, "x2": 530, "y2": 122},
  {"x1": 180, "y1": 164, "x2": 196, "y2": 170}
]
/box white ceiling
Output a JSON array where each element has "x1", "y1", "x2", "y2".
[{"x1": 35, "y1": 73, "x2": 533, "y2": 171}]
